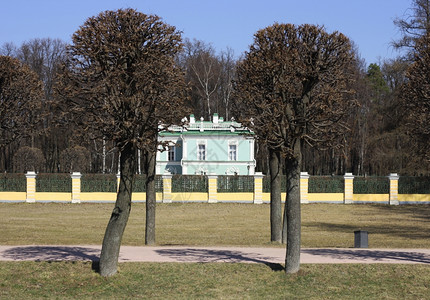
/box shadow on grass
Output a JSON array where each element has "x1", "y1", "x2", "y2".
[
  {"x1": 305, "y1": 221, "x2": 430, "y2": 241},
  {"x1": 155, "y1": 248, "x2": 284, "y2": 271},
  {"x1": 302, "y1": 248, "x2": 430, "y2": 264},
  {"x1": 372, "y1": 204, "x2": 430, "y2": 223},
  {"x1": 2, "y1": 246, "x2": 100, "y2": 262}
]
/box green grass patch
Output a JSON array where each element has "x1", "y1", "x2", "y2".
[
  {"x1": 0, "y1": 203, "x2": 429, "y2": 248},
  {"x1": 0, "y1": 262, "x2": 429, "y2": 299}
]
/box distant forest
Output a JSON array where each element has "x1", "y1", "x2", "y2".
[{"x1": 1, "y1": 0, "x2": 429, "y2": 176}]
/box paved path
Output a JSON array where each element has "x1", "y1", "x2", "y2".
[{"x1": 0, "y1": 245, "x2": 429, "y2": 265}]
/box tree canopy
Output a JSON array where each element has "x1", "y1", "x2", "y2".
[{"x1": 58, "y1": 9, "x2": 187, "y2": 151}]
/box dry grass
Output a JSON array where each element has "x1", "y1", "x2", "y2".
[
  {"x1": 1, "y1": 262, "x2": 429, "y2": 299},
  {"x1": 0, "y1": 202, "x2": 429, "y2": 248}
]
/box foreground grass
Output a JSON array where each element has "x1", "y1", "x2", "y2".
[
  {"x1": 1, "y1": 202, "x2": 429, "y2": 248},
  {"x1": 1, "y1": 262, "x2": 429, "y2": 299}
]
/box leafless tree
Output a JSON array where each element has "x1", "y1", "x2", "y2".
[
  {"x1": 393, "y1": 0, "x2": 430, "y2": 58},
  {"x1": 57, "y1": 8, "x2": 187, "y2": 276},
  {"x1": 400, "y1": 33, "x2": 430, "y2": 166},
  {"x1": 59, "y1": 146, "x2": 91, "y2": 173},
  {"x1": 233, "y1": 24, "x2": 356, "y2": 274},
  {"x1": 0, "y1": 55, "x2": 44, "y2": 147},
  {"x1": 13, "y1": 146, "x2": 46, "y2": 173}
]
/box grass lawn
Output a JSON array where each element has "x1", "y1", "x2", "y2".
[
  {"x1": 0, "y1": 202, "x2": 429, "y2": 248},
  {"x1": 1, "y1": 202, "x2": 429, "y2": 299},
  {"x1": 0, "y1": 262, "x2": 429, "y2": 299}
]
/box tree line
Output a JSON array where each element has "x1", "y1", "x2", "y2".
[{"x1": 1, "y1": 19, "x2": 429, "y2": 176}]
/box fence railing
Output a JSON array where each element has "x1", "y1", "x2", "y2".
[
  {"x1": 133, "y1": 175, "x2": 163, "y2": 193},
  {"x1": 353, "y1": 176, "x2": 390, "y2": 194},
  {"x1": 217, "y1": 175, "x2": 254, "y2": 193},
  {"x1": 172, "y1": 175, "x2": 207, "y2": 193},
  {"x1": 399, "y1": 176, "x2": 430, "y2": 194},
  {"x1": 1, "y1": 172, "x2": 429, "y2": 204},
  {"x1": 309, "y1": 176, "x2": 344, "y2": 193},
  {"x1": 0, "y1": 173, "x2": 26, "y2": 192},
  {"x1": 36, "y1": 173, "x2": 72, "y2": 193},
  {"x1": 82, "y1": 174, "x2": 117, "y2": 193}
]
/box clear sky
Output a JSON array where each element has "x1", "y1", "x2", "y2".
[{"x1": 0, "y1": 0, "x2": 411, "y2": 65}]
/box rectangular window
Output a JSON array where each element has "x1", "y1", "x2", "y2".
[
  {"x1": 198, "y1": 144, "x2": 206, "y2": 160},
  {"x1": 168, "y1": 146, "x2": 175, "y2": 161},
  {"x1": 229, "y1": 144, "x2": 237, "y2": 161}
]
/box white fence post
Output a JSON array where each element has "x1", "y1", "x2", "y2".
[
  {"x1": 25, "y1": 171, "x2": 37, "y2": 203},
  {"x1": 71, "y1": 172, "x2": 82, "y2": 203},
  {"x1": 344, "y1": 173, "x2": 354, "y2": 204},
  {"x1": 300, "y1": 172, "x2": 310, "y2": 204},
  {"x1": 253, "y1": 172, "x2": 264, "y2": 204},
  {"x1": 389, "y1": 173, "x2": 400, "y2": 205},
  {"x1": 208, "y1": 174, "x2": 218, "y2": 203}
]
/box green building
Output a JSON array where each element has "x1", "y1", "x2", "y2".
[{"x1": 157, "y1": 114, "x2": 256, "y2": 175}]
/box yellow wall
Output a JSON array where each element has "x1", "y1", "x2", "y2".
[
  {"x1": 35, "y1": 192, "x2": 71, "y2": 202},
  {"x1": 0, "y1": 192, "x2": 26, "y2": 202},
  {"x1": 353, "y1": 194, "x2": 389, "y2": 202},
  {"x1": 309, "y1": 193, "x2": 344, "y2": 202},
  {"x1": 80, "y1": 192, "x2": 116, "y2": 202},
  {"x1": 399, "y1": 194, "x2": 430, "y2": 203},
  {"x1": 1, "y1": 191, "x2": 429, "y2": 204},
  {"x1": 172, "y1": 192, "x2": 208, "y2": 202},
  {"x1": 217, "y1": 192, "x2": 254, "y2": 202},
  {"x1": 262, "y1": 193, "x2": 287, "y2": 203},
  {"x1": 80, "y1": 192, "x2": 163, "y2": 202}
]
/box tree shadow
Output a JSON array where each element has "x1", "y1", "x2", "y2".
[
  {"x1": 2, "y1": 246, "x2": 100, "y2": 262},
  {"x1": 372, "y1": 204, "x2": 430, "y2": 223},
  {"x1": 302, "y1": 248, "x2": 430, "y2": 264},
  {"x1": 305, "y1": 221, "x2": 430, "y2": 242},
  {"x1": 155, "y1": 248, "x2": 284, "y2": 271}
]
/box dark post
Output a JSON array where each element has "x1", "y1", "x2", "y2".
[{"x1": 354, "y1": 230, "x2": 368, "y2": 248}]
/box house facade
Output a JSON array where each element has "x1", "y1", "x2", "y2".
[{"x1": 156, "y1": 113, "x2": 256, "y2": 175}]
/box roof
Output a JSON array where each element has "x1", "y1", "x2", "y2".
[{"x1": 159, "y1": 114, "x2": 254, "y2": 137}]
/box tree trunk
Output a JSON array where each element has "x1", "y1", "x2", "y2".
[
  {"x1": 284, "y1": 139, "x2": 302, "y2": 274},
  {"x1": 269, "y1": 148, "x2": 282, "y2": 243},
  {"x1": 144, "y1": 149, "x2": 157, "y2": 245},
  {"x1": 282, "y1": 204, "x2": 287, "y2": 244},
  {"x1": 99, "y1": 142, "x2": 136, "y2": 277}
]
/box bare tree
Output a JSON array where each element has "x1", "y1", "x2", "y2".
[
  {"x1": 0, "y1": 55, "x2": 44, "y2": 147},
  {"x1": 57, "y1": 8, "x2": 187, "y2": 276},
  {"x1": 219, "y1": 48, "x2": 236, "y2": 120},
  {"x1": 393, "y1": 0, "x2": 430, "y2": 58},
  {"x1": 59, "y1": 146, "x2": 91, "y2": 173},
  {"x1": 400, "y1": 33, "x2": 430, "y2": 165},
  {"x1": 180, "y1": 39, "x2": 221, "y2": 118},
  {"x1": 13, "y1": 146, "x2": 46, "y2": 172},
  {"x1": 233, "y1": 24, "x2": 356, "y2": 274}
]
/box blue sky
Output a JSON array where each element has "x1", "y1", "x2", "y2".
[{"x1": 1, "y1": 0, "x2": 411, "y2": 65}]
